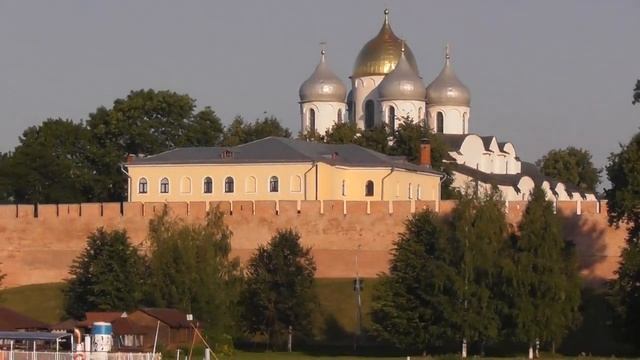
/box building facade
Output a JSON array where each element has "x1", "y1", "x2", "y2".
[
  {"x1": 125, "y1": 137, "x2": 442, "y2": 203},
  {"x1": 297, "y1": 9, "x2": 595, "y2": 202}
]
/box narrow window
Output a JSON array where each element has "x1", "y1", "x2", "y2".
[
  {"x1": 160, "y1": 178, "x2": 169, "y2": 194},
  {"x1": 309, "y1": 108, "x2": 316, "y2": 132},
  {"x1": 365, "y1": 180, "x2": 374, "y2": 197},
  {"x1": 180, "y1": 177, "x2": 191, "y2": 194},
  {"x1": 337, "y1": 109, "x2": 343, "y2": 123},
  {"x1": 417, "y1": 184, "x2": 422, "y2": 200},
  {"x1": 408, "y1": 183, "x2": 413, "y2": 199},
  {"x1": 341, "y1": 180, "x2": 347, "y2": 196},
  {"x1": 224, "y1": 177, "x2": 234, "y2": 193},
  {"x1": 463, "y1": 112, "x2": 467, "y2": 133},
  {"x1": 138, "y1": 178, "x2": 148, "y2": 194},
  {"x1": 203, "y1": 177, "x2": 213, "y2": 194},
  {"x1": 269, "y1": 176, "x2": 279, "y2": 193},
  {"x1": 365, "y1": 100, "x2": 375, "y2": 129},
  {"x1": 388, "y1": 106, "x2": 396, "y2": 131},
  {"x1": 436, "y1": 111, "x2": 444, "y2": 133},
  {"x1": 291, "y1": 175, "x2": 302, "y2": 192}
]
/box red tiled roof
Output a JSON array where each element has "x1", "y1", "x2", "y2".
[
  {"x1": 137, "y1": 308, "x2": 192, "y2": 329},
  {"x1": 77, "y1": 311, "x2": 125, "y2": 327},
  {"x1": 112, "y1": 317, "x2": 149, "y2": 335},
  {"x1": 0, "y1": 307, "x2": 49, "y2": 331}
]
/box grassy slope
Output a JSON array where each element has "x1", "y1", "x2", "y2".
[{"x1": 0, "y1": 282, "x2": 66, "y2": 324}]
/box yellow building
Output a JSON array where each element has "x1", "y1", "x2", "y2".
[{"x1": 124, "y1": 137, "x2": 442, "y2": 203}]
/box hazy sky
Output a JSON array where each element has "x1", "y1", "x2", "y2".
[{"x1": 0, "y1": 1, "x2": 638, "y2": 179}]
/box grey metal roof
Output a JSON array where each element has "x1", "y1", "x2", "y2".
[
  {"x1": 0, "y1": 331, "x2": 72, "y2": 341},
  {"x1": 299, "y1": 50, "x2": 347, "y2": 103},
  {"x1": 425, "y1": 47, "x2": 471, "y2": 107},
  {"x1": 129, "y1": 137, "x2": 442, "y2": 176},
  {"x1": 377, "y1": 50, "x2": 426, "y2": 101}
]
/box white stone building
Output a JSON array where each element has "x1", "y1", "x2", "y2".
[{"x1": 298, "y1": 9, "x2": 595, "y2": 202}]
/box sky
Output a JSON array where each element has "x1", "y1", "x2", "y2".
[{"x1": 0, "y1": 1, "x2": 638, "y2": 183}]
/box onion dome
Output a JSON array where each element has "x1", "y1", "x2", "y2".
[
  {"x1": 352, "y1": 9, "x2": 419, "y2": 78},
  {"x1": 299, "y1": 50, "x2": 347, "y2": 103},
  {"x1": 378, "y1": 44, "x2": 426, "y2": 101},
  {"x1": 425, "y1": 45, "x2": 471, "y2": 107}
]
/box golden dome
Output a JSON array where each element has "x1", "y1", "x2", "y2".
[{"x1": 352, "y1": 9, "x2": 419, "y2": 78}]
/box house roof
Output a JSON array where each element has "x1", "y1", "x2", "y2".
[
  {"x1": 137, "y1": 308, "x2": 192, "y2": 329},
  {"x1": 77, "y1": 312, "x2": 125, "y2": 328},
  {"x1": 128, "y1": 137, "x2": 442, "y2": 176},
  {"x1": 0, "y1": 331, "x2": 72, "y2": 341},
  {"x1": 112, "y1": 317, "x2": 149, "y2": 335},
  {"x1": 0, "y1": 307, "x2": 49, "y2": 331}
]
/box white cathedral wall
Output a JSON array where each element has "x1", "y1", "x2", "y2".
[
  {"x1": 426, "y1": 105, "x2": 470, "y2": 134},
  {"x1": 300, "y1": 102, "x2": 347, "y2": 134},
  {"x1": 352, "y1": 75, "x2": 385, "y2": 129},
  {"x1": 380, "y1": 100, "x2": 426, "y2": 130}
]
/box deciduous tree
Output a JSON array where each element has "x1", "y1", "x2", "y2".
[
  {"x1": 605, "y1": 131, "x2": 640, "y2": 345},
  {"x1": 145, "y1": 207, "x2": 241, "y2": 345},
  {"x1": 536, "y1": 147, "x2": 600, "y2": 193},
  {"x1": 509, "y1": 186, "x2": 581, "y2": 354},
  {"x1": 63, "y1": 228, "x2": 147, "y2": 320},
  {"x1": 239, "y1": 229, "x2": 316, "y2": 349}
]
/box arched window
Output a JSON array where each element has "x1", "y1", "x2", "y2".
[
  {"x1": 291, "y1": 175, "x2": 302, "y2": 192},
  {"x1": 309, "y1": 109, "x2": 316, "y2": 132},
  {"x1": 436, "y1": 111, "x2": 444, "y2": 133},
  {"x1": 203, "y1": 177, "x2": 213, "y2": 194},
  {"x1": 138, "y1": 178, "x2": 148, "y2": 194},
  {"x1": 224, "y1": 177, "x2": 234, "y2": 193},
  {"x1": 463, "y1": 112, "x2": 468, "y2": 133},
  {"x1": 408, "y1": 183, "x2": 413, "y2": 199},
  {"x1": 365, "y1": 180, "x2": 374, "y2": 197},
  {"x1": 269, "y1": 176, "x2": 279, "y2": 193},
  {"x1": 388, "y1": 106, "x2": 396, "y2": 131},
  {"x1": 246, "y1": 176, "x2": 257, "y2": 193},
  {"x1": 180, "y1": 177, "x2": 191, "y2": 194},
  {"x1": 365, "y1": 100, "x2": 375, "y2": 129},
  {"x1": 337, "y1": 109, "x2": 343, "y2": 123},
  {"x1": 160, "y1": 178, "x2": 170, "y2": 194},
  {"x1": 417, "y1": 184, "x2": 422, "y2": 200},
  {"x1": 418, "y1": 107, "x2": 423, "y2": 121}
]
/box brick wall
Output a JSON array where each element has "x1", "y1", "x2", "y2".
[{"x1": 0, "y1": 200, "x2": 627, "y2": 288}]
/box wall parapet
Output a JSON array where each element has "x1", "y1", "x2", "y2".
[{"x1": 0, "y1": 199, "x2": 605, "y2": 220}]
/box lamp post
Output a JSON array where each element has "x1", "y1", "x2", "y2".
[{"x1": 353, "y1": 244, "x2": 363, "y2": 351}]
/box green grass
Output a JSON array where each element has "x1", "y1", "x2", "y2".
[{"x1": 0, "y1": 282, "x2": 66, "y2": 323}]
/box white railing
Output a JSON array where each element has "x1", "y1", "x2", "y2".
[{"x1": 0, "y1": 352, "x2": 159, "y2": 360}]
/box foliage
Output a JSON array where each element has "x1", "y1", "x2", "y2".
[
  {"x1": 145, "y1": 206, "x2": 241, "y2": 346},
  {"x1": 0, "y1": 119, "x2": 95, "y2": 203},
  {"x1": 354, "y1": 126, "x2": 392, "y2": 154},
  {"x1": 509, "y1": 186, "x2": 581, "y2": 347},
  {"x1": 370, "y1": 209, "x2": 458, "y2": 352},
  {"x1": 184, "y1": 106, "x2": 225, "y2": 146},
  {"x1": 536, "y1": 147, "x2": 600, "y2": 193},
  {"x1": 605, "y1": 131, "x2": 640, "y2": 344},
  {"x1": 63, "y1": 228, "x2": 146, "y2": 320},
  {"x1": 239, "y1": 228, "x2": 316, "y2": 349},
  {"x1": 222, "y1": 116, "x2": 292, "y2": 146},
  {"x1": 323, "y1": 122, "x2": 359, "y2": 144}
]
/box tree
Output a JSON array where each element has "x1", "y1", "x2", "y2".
[
  {"x1": 323, "y1": 122, "x2": 359, "y2": 144},
  {"x1": 536, "y1": 147, "x2": 600, "y2": 193},
  {"x1": 605, "y1": 131, "x2": 640, "y2": 344},
  {"x1": 63, "y1": 228, "x2": 146, "y2": 320},
  {"x1": 2, "y1": 119, "x2": 94, "y2": 203},
  {"x1": 145, "y1": 207, "x2": 241, "y2": 345},
  {"x1": 183, "y1": 106, "x2": 225, "y2": 146},
  {"x1": 239, "y1": 229, "x2": 316, "y2": 349},
  {"x1": 451, "y1": 188, "x2": 511, "y2": 354},
  {"x1": 509, "y1": 186, "x2": 581, "y2": 354},
  {"x1": 222, "y1": 116, "x2": 292, "y2": 146},
  {"x1": 355, "y1": 125, "x2": 392, "y2": 154},
  {"x1": 371, "y1": 209, "x2": 460, "y2": 352}
]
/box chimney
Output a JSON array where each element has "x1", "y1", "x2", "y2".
[
  {"x1": 419, "y1": 138, "x2": 431, "y2": 166},
  {"x1": 126, "y1": 154, "x2": 136, "y2": 164}
]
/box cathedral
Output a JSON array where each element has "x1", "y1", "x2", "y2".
[{"x1": 298, "y1": 9, "x2": 596, "y2": 203}]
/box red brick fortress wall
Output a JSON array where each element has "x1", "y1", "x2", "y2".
[{"x1": 0, "y1": 200, "x2": 627, "y2": 288}]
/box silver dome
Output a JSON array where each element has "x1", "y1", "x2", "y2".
[
  {"x1": 377, "y1": 47, "x2": 426, "y2": 101},
  {"x1": 299, "y1": 50, "x2": 347, "y2": 103},
  {"x1": 425, "y1": 46, "x2": 470, "y2": 107}
]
